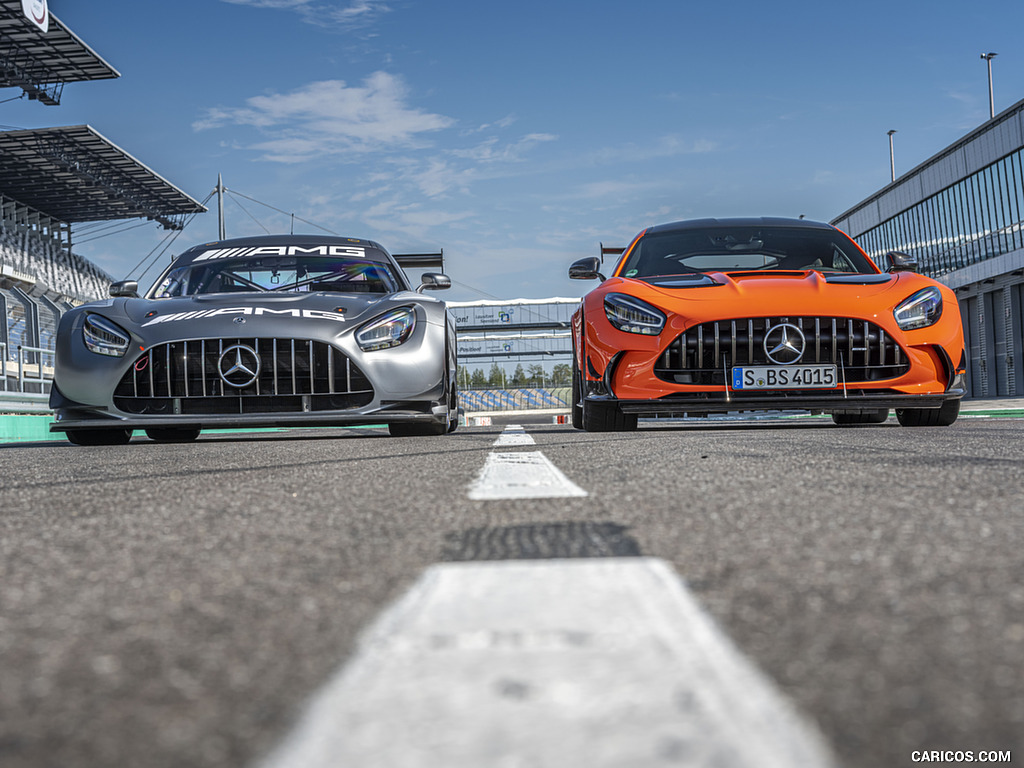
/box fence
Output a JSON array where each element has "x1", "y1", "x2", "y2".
[
  {"x1": 1, "y1": 343, "x2": 54, "y2": 395},
  {"x1": 458, "y1": 386, "x2": 571, "y2": 412}
]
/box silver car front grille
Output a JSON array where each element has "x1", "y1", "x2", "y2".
[
  {"x1": 113, "y1": 337, "x2": 373, "y2": 415},
  {"x1": 654, "y1": 316, "x2": 910, "y2": 386}
]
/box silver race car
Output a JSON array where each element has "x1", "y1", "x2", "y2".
[{"x1": 50, "y1": 235, "x2": 459, "y2": 444}]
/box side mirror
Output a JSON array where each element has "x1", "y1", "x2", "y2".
[
  {"x1": 569, "y1": 256, "x2": 606, "y2": 281},
  {"x1": 417, "y1": 272, "x2": 451, "y2": 292},
  {"x1": 109, "y1": 280, "x2": 139, "y2": 298},
  {"x1": 883, "y1": 251, "x2": 918, "y2": 273}
]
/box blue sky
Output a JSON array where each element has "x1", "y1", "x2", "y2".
[{"x1": 5, "y1": 0, "x2": 1024, "y2": 301}]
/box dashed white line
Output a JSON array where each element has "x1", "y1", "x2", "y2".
[
  {"x1": 492, "y1": 424, "x2": 535, "y2": 446},
  {"x1": 468, "y1": 450, "x2": 587, "y2": 500},
  {"x1": 256, "y1": 558, "x2": 837, "y2": 768}
]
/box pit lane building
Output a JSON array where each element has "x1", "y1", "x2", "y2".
[
  {"x1": 832, "y1": 97, "x2": 1024, "y2": 399},
  {"x1": 1, "y1": 2, "x2": 205, "y2": 401}
]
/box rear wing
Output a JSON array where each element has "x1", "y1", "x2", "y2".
[
  {"x1": 599, "y1": 243, "x2": 624, "y2": 264},
  {"x1": 393, "y1": 250, "x2": 444, "y2": 271}
]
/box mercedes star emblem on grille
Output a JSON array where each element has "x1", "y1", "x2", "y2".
[
  {"x1": 763, "y1": 323, "x2": 806, "y2": 365},
  {"x1": 218, "y1": 344, "x2": 261, "y2": 388}
]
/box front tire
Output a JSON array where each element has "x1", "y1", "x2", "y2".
[
  {"x1": 446, "y1": 381, "x2": 459, "y2": 434},
  {"x1": 582, "y1": 398, "x2": 637, "y2": 432},
  {"x1": 832, "y1": 409, "x2": 889, "y2": 426},
  {"x1": 571, "y1": 365, "x2": 583, "y2": 429},
  {"x1": 896, "y1": 399, "x2": 960, "y2": 427},
  {"x1": 65, "y1": 429, "x2": 132, "y2": 446},
  {"x1": 445, "y1": 323, "x2": 459, "y2": 434}
]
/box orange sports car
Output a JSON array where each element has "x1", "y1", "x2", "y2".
[{"x1": 569, "y1": 217, "x2": 966, "y2": 431}]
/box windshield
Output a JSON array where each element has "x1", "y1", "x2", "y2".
[
  {"x1": 618, "y1": 226, "x2": 877, "y2": 278},
  {"x1": 150, "y1": 255, "x2": 404, "y2": 298}
]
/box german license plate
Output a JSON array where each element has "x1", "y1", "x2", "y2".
[{"x1": 731, "y1": 365, "x2": 837, "y2": 390}]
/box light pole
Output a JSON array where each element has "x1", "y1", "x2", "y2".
[
  {"x1": 887, "y1": 130, "x2": 897, "y2": 183},
  {"x1": 981, "y1": 52, "x2": 998, "y2": 119}
]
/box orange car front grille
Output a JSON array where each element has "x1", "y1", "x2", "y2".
[{"x1": 654, "y1": 316, "x2": 910, "y2": 386}]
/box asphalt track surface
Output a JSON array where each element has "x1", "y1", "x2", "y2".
[{"x1": 2, "y1": 412, "x2": 1023, "y2": 767}]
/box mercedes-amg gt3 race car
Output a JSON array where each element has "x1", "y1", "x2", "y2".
[
  {"x1": 50, "y1": 235, "x2": 458, "y2": 444},
  {"x1": 569, "y1": 217, "x2": 966, "y2": 431}
]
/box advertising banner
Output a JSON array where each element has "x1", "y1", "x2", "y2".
[
  {"x1": 21, "y1": 0, "x2": 49, "y2": 33},
  {"x1": 456, "y1": 338, "x2": 518, "y2": 356}
]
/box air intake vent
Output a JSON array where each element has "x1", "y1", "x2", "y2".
[
  {"x1": 654, "y1": 317, "x2": 909, "y2": 386},
  {"x1": 113, "y1": 337, "x2": 373, "y2": 415}
]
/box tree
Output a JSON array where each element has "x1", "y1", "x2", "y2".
[
  {"x1": 488, "y1": 363, "x2": 505, "y2": 388},
  {"x1": 551, "y1": 363, "x2": 571, "y2": 387},
  {"x1": 511, "y1": 364, "x2": 526, "y2": 387},
  {"x1": 526, "y1": 363, "x2": 546, "y2": 386},
  {"x1": 470, "y1": 368, "x2": 488, "y2": 387}
]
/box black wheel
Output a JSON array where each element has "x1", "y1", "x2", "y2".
[
  {"x1": 582, "y1": 398, "x2": 637, "y2": 432},
  {"x1": 446, "y1": 380, "x2": 459, "y2": 433},
  {"x1": 831, "y1": 409, "x2": 889, "y2": 426},
  {"x1": 65, "y1": 429, "x2": 132, "y2": 446},
  {"x1": 145, "y1": 428, "x2": 201, "y2": 443},
  {"x1": 895, "y1": 399, "x2": 960, "y2": 427},
  {"x1": 389, "y1": 422, "x2": 446, "y2": 437},
  {"x1": 444, "y1": 322, "x2": 459, "y2": 434},
  {"x1": 571, "y1": 365, "x2": 583, "y2": 429}
]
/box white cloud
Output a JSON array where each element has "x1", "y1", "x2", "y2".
[
  {"x1": 361, "y1": 198, "x2": 475, "y2": 240},
  {"x1": 461, "y1": 114, "x2": 518, "y2": 135},
  {"x1": 410, "y1": 159, "x2": 478, "y2": 198},
  {"x1": 574, "y1": 180, "x2": 663, "y2": 200},
  {"x1": 449, "y1": 133, "x2": 558, "y2": 163},
  {"x1": 193, "y1": 72, "x2": 454, "y2": 160},
  {"x1": 325, "y1": 0, "x2": 387, "y2": 27},
  {"x1": 220, "y1": 0, "x2": 390, "y2": 30}
]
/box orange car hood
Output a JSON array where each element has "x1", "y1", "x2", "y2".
[{"x1": 614, "y1": 271, "x2": 925, "y2": 317}]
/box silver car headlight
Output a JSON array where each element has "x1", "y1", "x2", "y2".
[
  {"x1": 83, "y1": 314, "x2": 131, "y2": 357},
  {"x1": 894, "y1": 287, "x2": 943, "y2": 330},
  {"x1": 604, "y1": 293, "x2": 666, "y2": 335},
  {"x1": 356, "y1": 307, "x2": 416, "y2": 351}
]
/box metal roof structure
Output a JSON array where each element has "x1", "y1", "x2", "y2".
[
  {"x1": 0, "y1": 0, "x2": 119, "y2": 105},
  {"x1": 0, "y1": 125, "x2": 207, "y2": 228}
]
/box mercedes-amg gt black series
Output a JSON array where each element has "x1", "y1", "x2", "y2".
[{"x1": 50, "y1": 235, "x2": 458, "y2": 444}]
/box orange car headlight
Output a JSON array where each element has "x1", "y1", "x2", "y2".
[
  {"x1": 894, "y1": 287, "x2": 943, "y2": 331},
  {"x1": 603, "y1": 293, "x2": 666, "y2": 335}
]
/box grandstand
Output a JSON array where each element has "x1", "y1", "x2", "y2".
[
  {"x1": 459, "y1": 387, "x2": 571, "y2": 413},
  {"x1": 449, "y1": 297, "x2": 577, "y2": 413},
  {"x1": 1, "y1": 4, "x2": 206, "y2": 405},
  {"x1": 1, "y1": 0, "x2": 119, "y2": 105}
]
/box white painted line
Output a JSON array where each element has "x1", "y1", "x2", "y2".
[
  {"x1": 257, "y1": 558, "x2": 837, "y2": 768},
  {"x1": 493, "y1": 424, "x2": 535, "y2": 446},
  {"x1": 467, "y1": 451, "x2": 587, "y2": 500}
]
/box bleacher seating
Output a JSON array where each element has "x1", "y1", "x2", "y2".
[{"x1": 458, "y1": 387, "x2": 570, "y2": 412}]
